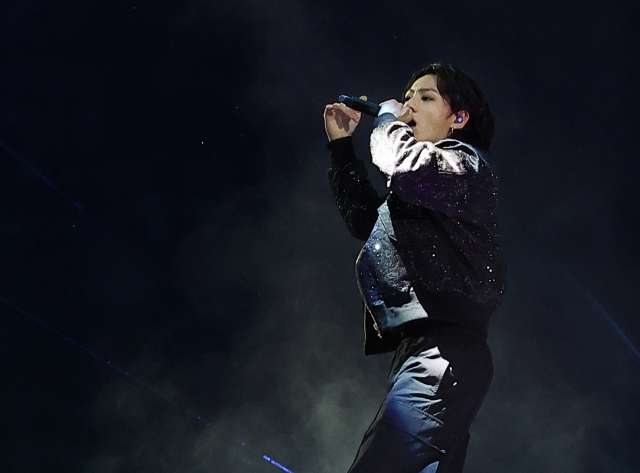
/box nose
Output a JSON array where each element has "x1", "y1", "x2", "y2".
[{"x1": 403, "y1": 97, "x2": 416, "y2": 111}]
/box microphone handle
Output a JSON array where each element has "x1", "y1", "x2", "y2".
[{"x1": 338, "y1": 95, "x2": 381, "y2": 117}]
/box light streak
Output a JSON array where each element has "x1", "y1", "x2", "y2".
[
  {"x1": 0, "y1": 295, "x2": 297, "y2": 473},
  {"x1": 1, "y1": 139, "x2": 297, "y2": 472},
  {"x1": 0, "y1": 138, "x2": 86, "y2": 212},
  {"x1": 263, "y1": 455, "x2": 297, "y2": 473},
  {"x1": 567, "y1": 273, "x2": 640, "y2": 364}
]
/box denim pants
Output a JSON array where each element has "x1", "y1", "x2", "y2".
[{"x1": 346, "y1": 325, "x2": 493, "y2": 473}]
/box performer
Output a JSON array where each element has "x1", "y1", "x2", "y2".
[{"x1": 323, "y1": 63, "x2": 507, "y2": 473}]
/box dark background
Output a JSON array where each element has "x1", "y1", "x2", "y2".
[{"x1": 1, "y1": 1, "x2": 639, "y2": 472}]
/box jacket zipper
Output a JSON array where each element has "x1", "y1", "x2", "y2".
[
  {"x1": 355, "y1": 261, "x2": 383, "y2": 340},
  {"x1": 364, "y1": 305, "x2": 383, "y2": 339}
]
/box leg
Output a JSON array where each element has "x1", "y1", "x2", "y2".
[
  {"x1": 347, "y1": 332, "x2": 492, "y2": 473},
  {"x1": 346, "y1": 414, "x2": 443, "y2": 473},
  {"x1": 437, "y1": 432, "x2": 469, "y2": 473},
  {"x1": 345, "y1": 374, "x2": 464, "y2": 473}
]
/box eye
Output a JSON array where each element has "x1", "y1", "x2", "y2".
[{"x1": 421, "y1": 96, "x2": 432, "y2": 101}]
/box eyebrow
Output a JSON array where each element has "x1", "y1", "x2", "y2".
[{"x1": 405, "y1": 87, "x2": 439, "y2": 98}]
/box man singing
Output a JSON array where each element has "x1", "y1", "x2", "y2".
[{"x1": 323, "y1": 62, "x2": 507, "y2": 473}]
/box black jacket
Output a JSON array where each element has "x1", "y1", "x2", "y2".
[{"x1": 328, "y1": 115, "x2": 506, "y2": 354}]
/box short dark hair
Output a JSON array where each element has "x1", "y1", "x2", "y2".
[{"x1": 403, "y1": 62, "x2": 495, "y2": 150}]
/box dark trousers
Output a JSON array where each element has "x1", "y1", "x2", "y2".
[{"x1": 347, "y1": 325, "x2": 493, "y2": 473}]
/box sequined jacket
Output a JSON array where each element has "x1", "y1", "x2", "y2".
[{"x1": 328, "y1": 114, "x2": 506, "y2": 355}]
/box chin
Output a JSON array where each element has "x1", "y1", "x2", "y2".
[
  {"x1": 411, "y1": 127, "x2": 430, "y2": 142},
  {"x1": 412, "y1": 130, "x2": 428, "y2": 142}
]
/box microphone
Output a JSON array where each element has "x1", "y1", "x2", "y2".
[{"x1": 338, "y1": 95, "x2": 381, "y2": 117}]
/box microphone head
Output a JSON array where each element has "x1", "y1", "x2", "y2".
[{"x1": 337, "y1": 95, "x2": 380, "y2": 117}]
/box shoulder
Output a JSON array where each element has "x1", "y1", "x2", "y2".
[{"x1": 433, "y1": 138, "x2": 490, "y2": 173}]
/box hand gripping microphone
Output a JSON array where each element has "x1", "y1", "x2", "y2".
[{"x1": 338, "y1": 95, "x2": 381, "y2": 117}]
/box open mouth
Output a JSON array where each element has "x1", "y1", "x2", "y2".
[{"x1": 407, "y1": 120, "x2": 416, "y2": 127}]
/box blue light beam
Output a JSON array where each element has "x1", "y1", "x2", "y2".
[
  {"x1": 0, "y1": 138, "x2": 86, "y2": 212},
  {"x1": 263, "y1": 455, "x2": 297, "y2": 473},
  {"x1": 567, "y1": 273, "x2": 640, "y2": 364},
  {"x1": 0, "y1": 295, "x2": 297, "y2": 473}
]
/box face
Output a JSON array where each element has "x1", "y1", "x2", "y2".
[{"x1": 403, "y1": 74, "x2": 466, "y2": 142}]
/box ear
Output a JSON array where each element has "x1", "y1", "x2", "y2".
[{"x1": 452, "y1": 110, "x2": 470, "y2": 130}]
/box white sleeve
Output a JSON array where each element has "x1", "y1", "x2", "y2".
[{"x1": 370, "y1": 119, "x2": 482, "y2": 212}]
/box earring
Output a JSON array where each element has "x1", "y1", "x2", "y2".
[
  {"x1": 455, "y1": 116, "x2": 463, "y2": 123},
  {"x1": 448, "y1": 127, "x2": 454, "y2": 137}
]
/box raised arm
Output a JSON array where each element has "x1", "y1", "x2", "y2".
[
  {"x1": 327, "y1": 137, "x2": 385, "y2": 241},
  {"x1": 370, "y1": 114, "x2": 484, "y2": 217},
  {"x1": 323, "y1": 98, "x2": 385, "y2": 240}
]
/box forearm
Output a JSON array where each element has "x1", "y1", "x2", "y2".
[
  {"x1": 370, "y1": 119, "x2": 441, "y2": 177},
  {"x1": 327, "y1": 137, "x2": 385, "y2": 241},
  {"x1": 369, "y1": 119, "x2": 481, "y2": 213}
]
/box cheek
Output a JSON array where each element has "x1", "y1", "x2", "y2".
[{"x1": 422, "y1": 110, "x2": 448, "y2": 129}]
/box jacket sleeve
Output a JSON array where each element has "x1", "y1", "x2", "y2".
[
  {"x1": 370, "y1": 115, "x2": 483, "y2": 216},
  {"x1": 327, "y1": 137, "x2": 386, "y2": 241}
]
